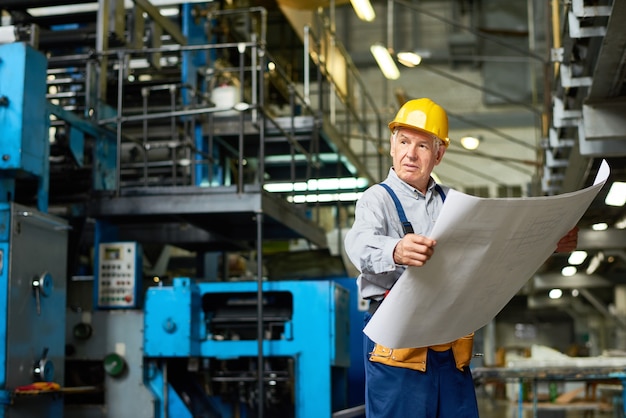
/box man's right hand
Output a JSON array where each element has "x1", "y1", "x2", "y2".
[{"x1": 393, "y1": 234, "x2": 437, "y2": 267}]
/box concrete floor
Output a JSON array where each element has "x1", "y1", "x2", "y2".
[{"x1": 477, "y1": 392, "x2": 620, "y2": 418}]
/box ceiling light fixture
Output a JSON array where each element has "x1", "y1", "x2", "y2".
[
  {"x1": 605, "y1": 181, "x2": 626, "y2": 206},
  {"x1": 397, "y1": 51, "x2": 422, "y2": 67},
  {"x1": 289, "y1": 192, "x2": 364, "y2": 203},
  {"x1": 370, "y1": 43, "x2": 400, "y2": 80},
  {"x1": 592, "y1": 222, "x2": 608, "y2": 231},
  {"x1": 264, "y1": 177, "x2": 369, "y2": 193},
  {"x1": 585, "y1": 252, "x2": 604, "y2": 274},
  {"x1": 460, "y1": 135, "x2": 481, "y2": 150},
  {"x1": 568, "y1": 250, "x2": 587, "y2": 265},
  {"x1": 350, "y1": 0, "x2": 376, "y2": 22},
  {"x1": 549, "y1": 288, "x2": 563, "y2": 299},
  {"x1": 561, "y1": 266, "x2": 577, "y2": 276}
]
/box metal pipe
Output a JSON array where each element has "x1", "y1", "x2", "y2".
[
  {"x1": 115, "y1": 50, "x2": 124, "y2": 196},
  {"x1": 387, "y1": 0, "x2": 394, "y2": 52},
  {"x1": 419, "y1": 63, "x2": 542, "y2": 116},
  {"x1": 205, "y1": 6, "x2": 267, "y2": 46},
  {"x1": 169, "y1": 85, "x2": 177, "y2": 186},
  {"x1": 446, "y1": 110, "x2": 537, "y2": 151},
  {"x1": 256, "y1": 44, "x2": 267, "y2": 418},
  {"x1": 162, "y1": 360, "x2": 169, "y2": 418},
  {"x1": 256, "y1": 211, "x2": 264, "y2": 418},
  {"x1": 258, "y1": 48, "x2": 266, "y2": 186},
  {"x1": 394, "y1": 0, "x2": 545, "y2": 62},
  {"x1": 142, "y1": 87, "x2": 149, "y2": 186},
  {"x1": 251, "y1": 33, "x2": 258, "y2": 123},
  {"x1": 237, "y1": 41, "x2": 245, "y2": 194},
  {"x1": 332, "y1": 405, "x2": 366, "y2": 418},
  {"x1": 304, "y1": 26, "x2": 310, "y2": 106},
  {"x1": 98, "y1": 103, "x2": 253, "y2": 125},
  {"x1": 579, "y1": 288, "x2": 626, "y2": 330},
  {"x1": 38, "y1": 28, "x2": 96, "y2": 47}
]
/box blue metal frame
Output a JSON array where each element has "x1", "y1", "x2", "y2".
[
  {"x1": 143, "y1": 361, "x2": 193, "y2": 418},
  {"x1": 46, "y1": 102, "x2": 118, "y2": 192},
  {"x1": 0, "y1": 204, "x2": 11, "y2": 410},
  {"x1": 0, "y1": 43, "x2": 49, "y2": 212},
  {"x1": 0, "y1": 237, "x2": 8, "y2": 404},
  {"x1": 144, "y1": 278, "x2": 350, "y2": 418},
  {"x1": 180, "y1": 3, "x2": 223, "y2": 187}
]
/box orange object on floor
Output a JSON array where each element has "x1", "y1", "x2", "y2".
[{"x1": 14, "y1": 382, "x2": 61, "y2": 394}]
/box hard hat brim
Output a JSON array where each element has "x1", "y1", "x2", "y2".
[{"x1": 388, "y1": 121, "x2": 450, "y2": 148}]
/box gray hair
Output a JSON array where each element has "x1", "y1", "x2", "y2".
[{"x1": 391, "y1": 128, "x2": 442, "y2": 152}]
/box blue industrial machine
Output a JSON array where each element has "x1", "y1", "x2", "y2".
[
  {"x1": 0, "y1": 42, "x2": 49, "y2": 212},
  {"x1": 0, "y1": 41, "x2": 69, "y2": 417},
  {"x1": 0, "y1": 203, "x2": 68, "y2": 417},
  {"x1": 143, "y1": 278, "x2": 351, "y2": 418},
  {"x1": 0, "y1": 8, "x2": 371, "y2": 418}
]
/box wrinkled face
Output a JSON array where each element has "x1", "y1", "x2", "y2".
[{"x1": 390, "y1": 128, "x2": 446, "y2": 193}]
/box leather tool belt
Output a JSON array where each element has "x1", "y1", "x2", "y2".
[{"x1": 369, "y1": 333, "x2": 474, "y2": 372}]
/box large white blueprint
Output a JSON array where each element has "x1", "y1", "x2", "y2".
[{"x1": 364, "y1": 160, "x2": 610, "y2": 348}]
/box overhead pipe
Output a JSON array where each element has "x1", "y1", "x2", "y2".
[
  {"x1": 38, "y1": 27, "x2": 97, "y2": 48},
  {"x1": 578, "y1": 288, "x2": 626, "y2": 330},
  {"x1": 393, "y1": 0, "x2": 545, "y2": 63},
  {"x1": 202, "y1": 6, "x2": 267, "y2": 48}
]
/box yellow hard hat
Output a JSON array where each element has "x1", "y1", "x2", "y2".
[{"x1": 388, "y1": 98, "x2": 450, "y2": 147}]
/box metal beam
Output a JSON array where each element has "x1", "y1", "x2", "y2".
[
  {"x1": 578, "y1": 288, "x2": 626, "y2": 329},
  {"x1": 582, "y1": 101, "x2": 626, "y2": 142},
  {"x1": 587, "y1": 0, "x2": 626, "y2": 99},
  {"x1": 578, "y1": 122, "x2": 626, "y2": 157},
  {"x1": 133, "y1": 0, "x2": 186, "y2": 45},
  {"x1": 533, "y1": 272, "x2": 612, "y2": 290},
  {"x1": 578, "y1": 229, "x2": 626, "y2": 250}
]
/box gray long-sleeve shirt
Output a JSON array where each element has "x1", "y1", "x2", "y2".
[{"x1": 344, "y1": 168, "x2": 449, "y2": 300}]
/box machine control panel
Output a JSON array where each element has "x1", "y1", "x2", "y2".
[{"x1": 96, "y1": 242, "x2": 142, "y2": 309}]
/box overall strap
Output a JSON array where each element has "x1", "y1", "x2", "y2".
[
  {"x1": 379, "y1": 183, "x2": 414, "y2": 235},
  {"x1": 434, "y1": 184, "x2": 447, "y2": 202},
  {"x1": 379, "y1": 182, "x2": 447, "y2": 235}
]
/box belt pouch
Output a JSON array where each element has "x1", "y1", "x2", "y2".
[
  {"x1": 451, "y1": 333, "x2": 474, "y2": 370},
  {"x1": 369, "y1": 344, "x2": 428, "y2": 372}
]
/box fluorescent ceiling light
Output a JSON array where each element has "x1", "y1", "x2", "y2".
[
  {"x1": 567, "y1": 250, "x2": 587, "y2": 265},
  {"x1": 549, "y1": 288, "x2": 563, "y2": 299},
  {"x1": 350, "y1": 0, "x2": 376, "y2": 22},
  {"x1": 585, "y1": 252, "x2": 604, "y2": 274},
  {"x1": 592, "y1": 222, "x2": 608, "y2": 231},
  {"x1": 561, "y1": 266, "x2": 577, "y2": 277},
  {"x1": 370, "y1": 43, "x2": 400, "y2": 80},
  {"x1": 288, "y1": 192, "x2": 363, "y2": 203},
  {"x1": 397, "y1": 51, "x2": 422, "y2": 67},
  {"x1": 460, "y1": 135, "x2": 481, "y2": 150},
  {"x1": 28, "y1": 3, "x2": 97, "y2": 16},
  {"x1": 27, "y1": 0, "x2": 208, "y2": 16},
  {"x1": 264, "y1": 177, "x2": 369, "y2": 193},
  {"x1": 605, "y1": 181, "x2": 626, "y2": 206}
]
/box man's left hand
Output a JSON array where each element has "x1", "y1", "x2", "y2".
[{"x1": 555, "y1": 226, "x2": 579, "y2": 253}]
